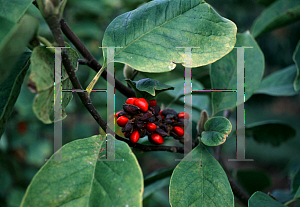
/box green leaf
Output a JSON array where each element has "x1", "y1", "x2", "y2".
[
  {"x1": 248, "y1": 191, "x2": 286, "y2": 207},
  {"x1": 210, "y1": 32, "x2": 264, "y2": 115},
  {"x1": 255, "y1": 0, "x2": 277, "y2": 7},
  {"x1": 293, "y1": 39, "x2": 300, "y2": 91},
  {"x1": 143, "y1": 177, "x2": 170, "y2": 199},
  {"x1": 144, "y1": 167, "x2": 174, "y2": 186},
  {"x1": 0, "y1": 52, "x2": 31, "y2": 138},
  {"x1": 126, "y1": 78, "x2": 174, "y2": 99},
  {"x1": 0, "y1": 0, "x2": 33, "y2": 22},
  {"x1": 255, "y1": 65, "x2": 298, "y2": 96},
  {"x1": 292, "y1": 168, "x2": 300, "y2": 194},
  {"x1": 245, "y1": 120, "x2": 296, "y2": 146},
  {"x1": 102, "y1": 0, "x2": 237, "y2": 72},
  {"x1": 236, "y1": 170, "x2": 271, "y2": 195},
  {"x1": 169, "y1": 143, "x2": 234, "y2": 207},
  {"x1": 20, "y1": 135, "x2": 144, "y2": 207},
  {"x1": 29, "y1": 46, "x2": 79, "y2": 124},
  {"x1": 0, "y1": 14, "x2": 39, "y2": 84},
  {"x1": 143, "y1": 168, "x2": 174, "y2": 199},
  {"x1": 251, "y1": 0, "x2": 300, "y2": 38},
  {"x1": 294, "y1": 187, "x2": 300, "y2": 199},
  {"x1": 201, "y1": 116, "x2": 232, "y2": 146}
]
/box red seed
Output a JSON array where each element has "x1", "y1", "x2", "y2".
[
  {"x1": 130, "y1": 131, "x2": 140, "y2": 143},
  {"x1": 151, "y1": 133, "x2": 164, "y2": 144},
  {"x1": 173, "y1": 126, "x2": 184, "y2": 137},
  {"x1": 146, "y1": 123, "x2": 157, "y2": 132},
  {"x1": 134, "y1": 98, "x2": 149, "y2": 112},
  {"x1": 18, "y1": 121, "x2": 27, "y2": 134},
  {"x1": 126, "y1": 97, "x2": 137, "y2": 105},
  {"x1": 178, "y1": 112, "x2": 190, "y2": 119},
  {"x1": 159, "y1": 110, "x2": 165, "y2": 120},
  {"x1": 117, "y1": 116, "x2": 129, "y2": 127},
  {"x1": 149, "y1": 100, "x2": 157, "y2": 107}
]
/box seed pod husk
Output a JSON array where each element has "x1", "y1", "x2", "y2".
[
  {"x1": 148, "y1": 116, "x2": 155, "y2": 122},
  {"x1": 150, "y1": 105, "x2": 160, "y2": 115},
  {"x1": 164, "y1": 119, "x2": 174, "y2": 124},
  {"x1": 148, "y1": 136, "x2": 156, "y2": 145},
  {"x1": 139, "y1": 129, "x2": 146, "y2": 137},
  {"x1": 156, "y1": 115, "x2": 162, "y2": 121},
  {"x1": 166, "y1": 114, "x2": 176, "y2": 119},
  {"x1": 123, "y1": 104, "x2": 140, "y2": 114},
  {"x1": 179, "y1": 138, "x2": 185, "y2": 144},
  {"x1": 139, "y1": 112, "x2": 153, "y2": 121},
  {"x1": 170, "y1": 131, "x2": 182, "y2": 140},
  {"x1": 155, "y1": 128, "x2": 168, "y2": 137},
  {"x1": 124, "y1": 132, "x2": 131, "y2": 138},
  {"x1": 161, "y1": 108, "x2": 177, "y2": 117},
  {"x1": 136, "y1": 120, "x2": 144, "y2": 129},
  {"x1": 118, "y1": 111, "x2": 128, "y2": 117},
  {"x1": 123, "y1": 122, "x2": 134, "y2": 132}
]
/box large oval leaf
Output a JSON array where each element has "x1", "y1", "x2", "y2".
[
  {"x1": 0, "y1": 52, "x2": 30, "y2": 138},
  {"x1": 102, "y1": 0, "x2": 237, "y2": 72},
  {"x1": 20, "y1": 135, "x2": 144, "y2": 207},
  {"x1": 255, "y1": 65, "x2": 298, "y2": 96},
  {"x1": 0, "y1": 0, "x2": 33, "y2": 23},
  {"x1": 293, "y1": 39, "x2": 300, "y2": 91},
  {"x1": 251, "y1": 0, "x2": 300, "y2": 38},
  {"x1": 0, "y1": 14, "x2": 38, "y2": 84},
  {"x1": 210, "y1": 32, "x2": 264, "y2": 115},
  {"x1": 248, "y1": 191, "x2": 286, "y2": 207},
  {"x1": 169, "y1": 143, "x2": 234, "y2": 206}
]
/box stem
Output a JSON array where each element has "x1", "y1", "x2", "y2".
[
  {"x1": 38, "y1": 36, "x2": 55, "y2": 53},
  {"x1": 284, "y1": 198, "x2": 299, "y2": 206},
  {"x1": 59, "y1": 18, "x2": 135, "y2": 98},
  {"x1": 227, "y1": 172, "x2": 250, "y2": 206},
  {"x1": 43, "y1": 14, "x2": 185, "y2": 153}
]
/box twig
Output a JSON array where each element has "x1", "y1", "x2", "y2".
[
  {"x1": 227, "y1": 172, "x2": 250, "y2": 206},
  {"x1": 43, "y1": 14, "x2": 184, "y2": 153},
  {"x1": 214, "y1": 109, "x2": 250, "y2": 206},
  {"x1": 59, "y1": 18, "x2": 135, "y2": 98}
]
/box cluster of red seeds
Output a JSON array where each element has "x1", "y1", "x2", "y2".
[{"x1": 116, "y1": 97, "x2": 190, "y2": 144}]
